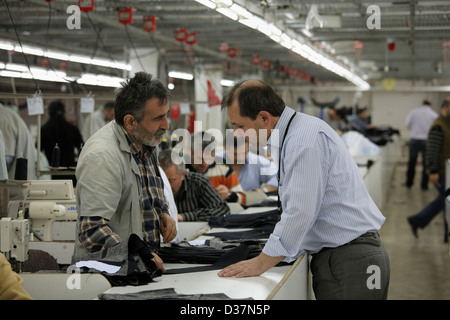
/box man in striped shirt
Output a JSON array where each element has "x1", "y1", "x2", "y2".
[
  {"x1": 186, "y1": 131, "x2": 247, "y2": 205},
  {"x1": 408, "y1": 98, "x2": 450, "y2": 239},
  {"x1": 159, "y1": 149, "x2": 230, "y2": 222},
  {"x1": 218, "y1": 80, "x2": 390, "y2": 300}
]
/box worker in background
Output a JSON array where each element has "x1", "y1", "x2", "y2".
[
  {"x1": 0, "y1": 103, "x2": 37, "y2": 199},
  {"x1": 222, "y1": 136, "x2": 277, "y2": 193},
  {"x1": 407, "y1": 98, "x2": 450, "y2": 240},
  {"x1": 40, "y1": 101, "x2": 83, "y2": 184},
  {"x1": 159, "y1": 149, "x2": 230, "y2": 222},
  {"x1": 404, "y1": 99, "x2": 438, "y2": 190},
  {"x1": 186, "y1": 131, "x2": 247, "y2": 205},
  {"x1": 158, "y1": 166, "x2": 180, "y2": 243},
  {"x1": 219, "y1": 80, "x2": 390, "y2": 300},
  {"x1": 81, "y1": 101, "x2": 115, "y2": 141},
  {"x1": 350, "y1": 107, "x2": 372, "y2": 134},
  {"x1": 316, "y1": 107, "x2": 349, "y2": 133},
  {"x1": 0, "y1": 253, "x2": 32, "y2": 300},
  {"x1": 72, "y1": 72, "x2": 176, "y2": 275}
]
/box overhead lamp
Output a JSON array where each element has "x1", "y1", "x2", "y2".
[
  {"x1": 216, "y1": 7, "x2": 238, "y2": 20},
  {"x1": 168, "y1": 71, "x2": 194, "y2": 80},
  {"x1": 0, "y1": 40, "x2": 132, "y2": 71},
  {"x1": 191, "y1": 0, "x2": 371, "y2": 90},
  {"x1": 0, "y1": 61, "x2": 124, "y2": 87},
  {"x1": 194, "y1": 0, "x2": 216, "y2": 9},
  {"x1": 220, "y1": 79, "x2": 235, "y2": 87},
  {"x1": 5, "y1": 63, "x2": 29, "y2": 72},
  {"x1": 214, "y1": 0, "x2": 233, "y2": 7},
  {"x1": 238, "y1": 18, "x2": 257, "y2": 29},
  {"x1": 229, "y1": 3, "x2": 253, "y2": 19}
]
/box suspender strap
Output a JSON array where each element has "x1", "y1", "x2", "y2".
[{"x1": 277, "y1": 112, "x2": 296, "y2": 220}]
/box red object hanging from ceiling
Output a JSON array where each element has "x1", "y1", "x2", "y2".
[
  {"x1": 207, "y1": 80, "x2": 221, "y2": 107},
  {"x1": 119, "y1": 7, "x2": 133, "y2": 25},
  {"x1": 79, "y1": 0, "x2": 94, "y2": 12},
  {"x1": 143, "y1": 15, "x2": 156, "y2": 32}
]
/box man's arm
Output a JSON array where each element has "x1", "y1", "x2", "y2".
[
  {"x1": 218, "y1": 252, "x2": 284, "y2": 278},
  {"x1": 78, "y1": 216, "x2": 121, "y2": 252}
]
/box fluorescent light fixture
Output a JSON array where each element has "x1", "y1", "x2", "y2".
[
  {"x1": 6, "y1": 63, "x2": 29, "y2": 72},
  {"x1": 44, "y1": 50, "x2": 70, "y2": 61},
  {"x1": 0, "y1": 40, "x2": 131, "y2": 71},
  {"x1": 238, "y1": 18, "x2": 257, "y2": 29},
  {"x1": 216, "y1": 7, "x2": 238, "y2": 20},
  {"x1": 255, "y1": 17, "x2": 272, "y2": 36},
  {"x1": 16, "y1": 45, "x2": 44, "y2": 56},
  {"x1": 0, "y1": 42, "x2": 14, "y2": 51},
  {"x1": 220, "y1": 79, "x2": 235, "y2": 87},
  {"x1": 230, "y1": 3, "x2": 253, "y2": 19},
  {"x1": 195, "y1": 0, "x2": 216, "y2": 9},
  {"x1": 214, "y1": 0, "x2": 233, "y2": 7},
  {"x1": 0, "y1": 61, "x2": 124, "y2": 87},
  {"x1": 69, "y1": 55, "x2": 93, "y2": 65},
  {"x1": 168, "y1": 71, "x2": 194, "y2": 80},
  {"x1": 301, "y1": 28, "x2": 313, "y2": 38},
  {"x1": 268, "y1": 24, "x2": 282, "y2": 36}
]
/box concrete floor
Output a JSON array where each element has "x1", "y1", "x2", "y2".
[{"x1": 380, "y1": 162, "x2": 450, "y2": 300}]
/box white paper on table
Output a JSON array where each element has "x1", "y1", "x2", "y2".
[
  {"x1": 188, "y1": 239, "x2": 206, "y2": 246},
  {"x1": 76, "y1": 260, "x2": 121, "y2": 274}
]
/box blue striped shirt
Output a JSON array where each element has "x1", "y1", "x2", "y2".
[{"x1": 264, "y1": 107, "x2": 385, "y2": 261}]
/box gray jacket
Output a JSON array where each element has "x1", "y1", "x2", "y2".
[{"x1": 73, "y1": 121, "x2": 146, "y2": 260}]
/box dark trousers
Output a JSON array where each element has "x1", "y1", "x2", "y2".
[
  {"x1": 406, "y1": 139, "x2": 428, "y2": 189},
  {"x1": 410, "y1": 175, "x2": 448, "y2": 241},
  {"x1": 311, "y1": 233, "x2": 390, "y2": 300}
]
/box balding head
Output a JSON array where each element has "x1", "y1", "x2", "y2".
[{"x1": 221, "y1": 80, "x2": 285, "y2": 120}]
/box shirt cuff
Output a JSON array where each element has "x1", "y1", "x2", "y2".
[{"x1": 262, "y1": 233, "x2": 303, "y2": 263}]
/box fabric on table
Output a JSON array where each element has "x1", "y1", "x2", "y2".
[
  {"x1": 204, "y1": 224, "x2": 275, "y2": 240},
  {"x1": 71, "y1": 234, "x2": 161, "y2": 287},
  {"x1": 158, "y1": 240, "x2": 263, "y2": 263},
  {"x1": 98, "y1": 287, "x2": 253, "y2": 300},
  {"x1": 164, "y1": 243, "x2": 249, "y2": 274},
  {"x1": 208, "y1": 209, "x2": 278, "y2": 228}
]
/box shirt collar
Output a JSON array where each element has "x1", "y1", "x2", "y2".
[
  {"x1": 121, "y1": 126, "x2": 154, "y2": 158},
  {"x1": 267, "y1": 106, "x2": 295, "y2": 154}
]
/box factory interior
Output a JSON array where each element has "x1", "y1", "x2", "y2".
[{"x1": 0, "y1": 0, "x2": 449, "y2": 303}]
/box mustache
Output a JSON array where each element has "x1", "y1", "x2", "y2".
[{"x1": 155, "y1": 129, "x2": 166, "y2": 136}]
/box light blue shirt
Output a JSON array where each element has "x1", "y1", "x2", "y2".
[
  {"x1": 264, "y1": 107, "x2": 385, "y2": 261},
  {"x1": 237, "y1": 152, "x2": 278, "y2": 191},
  {"x1": 405, "y1": 105, "x2": 438, "y2": 140}
]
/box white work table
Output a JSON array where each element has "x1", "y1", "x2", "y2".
[
  {"x1": 99, "y1": 204, "x2": 310, "y2": 300},
  {"x1": 100, "y1": 256, "x2": 308, "y2": 300}
]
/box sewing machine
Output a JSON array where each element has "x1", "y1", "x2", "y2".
[
  {"x1": 7, "y1": 180, "x2": 78, "y2": 264},
  {"x1": 0, "y1": 215, "x2": 29, "y2": 272}
]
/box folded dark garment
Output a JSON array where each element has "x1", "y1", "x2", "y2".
[
  {"x1": 98, "y1": 287, "x2": 252, "y2": 300},
  {"x1": 208, "y1": 209, "x2": 278, "y2": 228},
  {"x1": 205, "y1": 224, "x2": 275, "y2": 241}
]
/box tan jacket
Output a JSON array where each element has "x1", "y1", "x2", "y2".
[{"x1": 0, "y1": 253, "x2": 32, "y2": 300}]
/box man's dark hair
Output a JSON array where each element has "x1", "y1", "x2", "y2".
[
  {"x1": 423, "y1": 99, "x2": 431, "y2": 106},
  {"x1": 103, "y1": 101, "x2": 115, "y2": 111},
  {"x1": 221, "y1": 80, "x2": 285, "y2": 120},
  {"x1": 114, "y1": 72, "x2": 170, "y2": 126}
]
